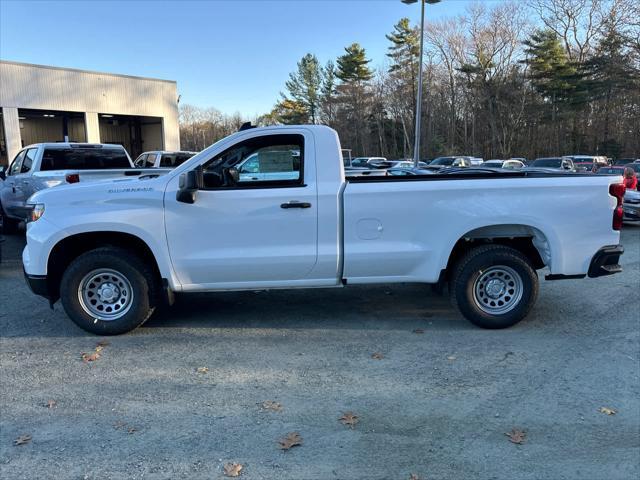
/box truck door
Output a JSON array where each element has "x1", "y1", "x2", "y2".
[
  {"x1": 0, "y1": 149, "x2": 26, "y2": 218},
  {"x1": 13, "y1": 148, "x2": 39, "y2": 212},
  {"x1": 164, "y1": 131, "x2": 318, "y2": 288}
]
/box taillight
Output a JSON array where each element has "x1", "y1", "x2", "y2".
[
  {"x1": 65, "y1": 173, "x2": 80, "y2": 184},
  {"x1": 609, "y1": 183, "x2": 625, "y2": 230}
]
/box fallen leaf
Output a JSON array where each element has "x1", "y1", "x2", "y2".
[
  {"x1": 81, "y1": 351, "x2": 101, "y2": 362},
  {"x1": 599, "y1": 407, "x2": 617, "y2": 415},
  {"x1": 413, "y1": 329, "x2": 425, "y2": 334},
  {"x1": 278, "y1": 432, "x2": 303, "y2": 450},
  {"x1": 94, "y1": 345, "x2": 104, "y2": 353},
  {"x1": 14, "y1": 435, "x2": 31, "y2": 446},
  {"x1": 371, "y1": 352, "x2": 384, "y2": 360},
  {"x1": 45, "y1": 400, "x2": 57, "y2": 409},
  {"x1": 223, "y1": 462, "x2": 243, "y2": 477},
  {"x1": 339, "y1": 412, "x2": 359, "y2": 429},
  {"x1": 196, "y1": 367, "x2": 209, "y2": 374},
  {"x1": 261, "y1": 401, "x2": 282, "y2": 412},
  {"x1": 505, "y1": 428, "x2": 526, "y2": 444},
  {"x1": 97, "y1": 340, "x2": 110, "y2": 347}
]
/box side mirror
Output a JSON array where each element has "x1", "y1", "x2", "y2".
[{"x1": 176, "y1": 167, "x2": 201, "y2": 204}]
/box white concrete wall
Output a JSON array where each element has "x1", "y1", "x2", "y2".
[{"x1": 0, "y1": 61, "x2": 180, "y2": 162}]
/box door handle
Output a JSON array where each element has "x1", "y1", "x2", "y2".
[{"x1": 281, "y1": 201, "x2": 311, "y2": 209}]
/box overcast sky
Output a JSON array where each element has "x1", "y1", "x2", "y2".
[{"x1": 0, "y1": 0, "x2": 501, "y2": 117}]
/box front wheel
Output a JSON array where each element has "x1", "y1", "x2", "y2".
[
  {"x1": 60, "y1": 247, "x2": 157, "y2": 335},
  {"x1": 450, "y1": 245, "x2": 539, "y2": 329}
]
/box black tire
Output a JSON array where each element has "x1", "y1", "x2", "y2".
[
  {"x1": 449, "y1": 245, "x2": 539, "y2": 329},
  {"x1": 60, "y1": 247, "x2": 157, "y2": 335}
]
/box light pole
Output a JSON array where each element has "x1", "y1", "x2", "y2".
[{"x1": 402, "y1": 0, "x2": 441, "y2": 168}]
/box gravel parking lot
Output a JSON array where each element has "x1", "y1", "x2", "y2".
[{"x1": 1, "y1": 227, "x2": 639, "y2": 480}]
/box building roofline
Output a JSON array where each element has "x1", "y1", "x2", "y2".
[{"x1": 0, "y1": 59, "x2": 177, "y2": 84}]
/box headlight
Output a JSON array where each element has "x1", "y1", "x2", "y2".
[{"x1": 28, "y1": 204, "x2": 45, "y2": 223}]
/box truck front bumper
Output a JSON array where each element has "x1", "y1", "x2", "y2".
[
  {"x1": 24, "y1": 268, "x2": 52, "y2": 301},
  {"x1": 587, "y1": 245, "x2": 624, "y2": 278}
]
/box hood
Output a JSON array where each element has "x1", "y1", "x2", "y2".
[{"x1": 28, "y1": 174, "x2": 168, "y2": 205}]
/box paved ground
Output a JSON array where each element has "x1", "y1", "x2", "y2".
[{"x1": 0, "y1": 227, "x2": 639, "y2": 480}]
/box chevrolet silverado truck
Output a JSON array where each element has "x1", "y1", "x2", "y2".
[
  {"x1": 22, "y1": 125, "x2": 625, "y2": 335},
  {"x1": 0, "y1": 143, "x2": 169, "y2": 230}
]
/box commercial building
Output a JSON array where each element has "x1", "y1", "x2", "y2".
[{"x1": 0, "y1": 60, "x2": 180, "y2": 166}]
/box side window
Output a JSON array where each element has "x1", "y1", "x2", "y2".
[
  {"x1": 134, "y1": 154, "x2": 147, "y2": 168},
  {"x1": 21, "y1": 148, "x2": 38, "y2": 173},
  {"x1": 8, "y1": 150, "x2": 26, "y2": 175},
  {"x1": 201, "y1": 134, "x2": 304, "y2": 189},
  {"x1": 146, "y1": 154, "x2": 157, "y2": 167}
]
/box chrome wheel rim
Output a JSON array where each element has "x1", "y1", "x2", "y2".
[
  {"x1": 473, "y1": 266, "x2": 523, "y2": 315},
  {"x1": 78, "y1": 268, "x2": 134, "y2": 320}
]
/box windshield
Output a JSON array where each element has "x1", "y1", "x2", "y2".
[
  {"x1": 532, "y1": 158, "x2": 562, "y2": 168},
  {"x1": 431, "y1": 157, "x2": 455, "y2": 166}
]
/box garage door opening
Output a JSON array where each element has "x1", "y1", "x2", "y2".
[
  {"x1": 98, "y1": 114, "x2": 163, "y2": 159},
  {"x1": 17, "y1": 109, "x2": 86, "y2": 146}
]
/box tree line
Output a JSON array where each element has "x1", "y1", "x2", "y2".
[{"x1": 180, "y1": 0, "x2": 640, "y2": 160}]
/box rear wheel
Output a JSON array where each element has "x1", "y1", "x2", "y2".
[
  {"x1": 450, "y1": 245, "x2": 539, "y2": 329},
  {"x1": 60, "y1": 247, "x2": 157, "y2": 335}
]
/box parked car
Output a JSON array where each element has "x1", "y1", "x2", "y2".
[
  {"x1": 623, "y1": 163, "x2": 640, "y2": 177},
  {"x1": 470, "y1": 157, "x2": 484, "y2": 166},
  {"x1": 483, "y1": 160, "x2": 525, "y2": 170},
  {"x1": 530, "y1": 157, "x2": 576, "y2": 171},
  {"x1": 623, "y1": 189, "x2": 640, "y2": 222},
  {"x1": 0, "y1": 143, "x2": 167, "y2": 231},
  {"x1": 390, "y1": 160, "x2": 430, "y2": 169},
  {"x1": 134, "y1": 151, "x2": 197, "y2": 168},
  {"x1": 22, "y1": 125, "x2": 625, "y2": 335},
  {"x1": 565, "y1": 155, "x2": 609, "y2": 172},
  {"x1": 509, "y1": 157, "x2": 528, "y2": 165},
  {"x1": 612, "y1": 158, "x2": 637, "y2": 166},
  {"x1": 429, "y1": 156, "x2": 472, "y2": 169},
  {"x1": 350, "y1": 157, "x2": 388, "y2": 168}
]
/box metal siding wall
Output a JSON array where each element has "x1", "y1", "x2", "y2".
[{"x1": 0, "y1": 61, "x2": 179, "y2": 149}]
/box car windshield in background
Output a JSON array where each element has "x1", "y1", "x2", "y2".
[
  {"x1": 531, "y1": 158, "x2": 562, "y2": 168},
  {"x1": 40, "y1": 148, "x2": 131, "y2": 170},
  {"x1": 160, "y1": 153, "x2": 194, "y2": 167},
  {"x1": 431, "y1": 157, "x2": 455, "y2": 166}
]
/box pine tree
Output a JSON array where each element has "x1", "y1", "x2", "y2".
[
  {"x1": 386, "y1": 18, "x2": 420, "y2": 74},
  {"x1": 337, "y1": 43, "x2": 373, "y2": 83},
  {"x1": 582, "y1": 26, "x2": 640, "y2": 155},
  {"x1": 335, "y1": 43, "x2": 373, "y2": 154},
  {"x1": 320, "y1": 60, "x2": 338, "y2": 124},
  {"x1": 281, "y1": 53, "x2": 323, "y2": 123},
  {"x1": 523, "y1": 29, "x2": 582, "y2": 151},
  {"x1": 386, "y1": 18, "x2": 420, "y2": 156}
]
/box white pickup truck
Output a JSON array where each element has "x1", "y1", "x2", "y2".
[
  {"x1": 0, "y1": 143, "x2": 168, "y2": 230},
  {"x1": 22, "y1": 125, "x2": 625, "y2": 335}
]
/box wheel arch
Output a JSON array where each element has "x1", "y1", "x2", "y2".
[
  {"x1": 46, "y1": 231, "x2": 164, "y2": 303},
  {"x1": 442, "y1": 224, "x2": 552, "y2": 280}
]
